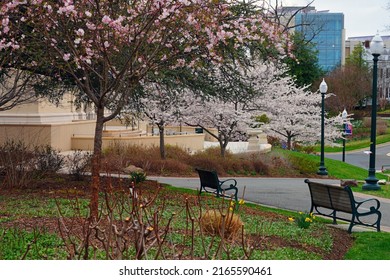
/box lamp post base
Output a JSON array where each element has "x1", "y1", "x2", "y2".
[
  {"x1": 363, "y1": 176, "x2": 381, "y2": 190},
  {"x1": 317, "y1": 166, "x2": 328, "y2": 176}
]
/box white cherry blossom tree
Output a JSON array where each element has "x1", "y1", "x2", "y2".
[
  {"x1": 183, "y1": 92, "x2": 252, "y2": 157},
  {"x1": 249, "y1": 62, "x2": 343, "y2": 150},
  {"x1": 181, "y1": 59, "x2": 343, "y2": 155},
  {"x1": 138, "y1": 83, "x2": 187, "y2": 160}
]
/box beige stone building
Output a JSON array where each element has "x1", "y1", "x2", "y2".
[
  {"x1": 0, "y1": 94, "x2": 209, "y2": 152},
  {"x1": 0, "y1": 94, "x2": 95, "y2": 150}
]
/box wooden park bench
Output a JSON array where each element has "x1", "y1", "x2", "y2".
[
  {"x1": 304, "y1": 179, "x2": 381, "y2": 233},
  {"x1": 195, "y1": 168, "x2": 238, "y2": 201}
]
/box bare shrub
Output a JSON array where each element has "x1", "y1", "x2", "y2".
[
  {"x1": 240, "y1": 160, "x2": 254, "y2": 173},
  {"x1": 252, "y1": 160, "x2": 270, "y2": 175},
  {"x1": 34, "y1": 145, "x2": 65, "y2": 177},
  {"x1": 147, "y1": 159, "x2": 192, "y2": 176},
  {"x1": 377, "y1": 119, "x2": 388, "y2": 135},
  {"x1": 101, "y1": 152, "x2": 126, "y2": 173},
  {"x1": 56, "y1": 179, "x2": 252, "y2": 260},
  {"x1": 57, "y1": 182, "x2": 173, "y2": 260},
  {"x1": 362, "y1": 117, "x2": 371, "y2": 128},
  {"x1": 0, "y1": 140, "x2": 36, "y2": 188},
  {"x1": 101, "y1": 141, "x2": 302, "y2": 177},
  {"x1": 66, "y1": 150, "x2": 92, "y2": 180},
  {"x1": 164, "y1": 145, "x2": 192, "y2": 161},
  {"x1": 200, "y1": 209, "x2": 243, "y2": 240},
  {"x1": 189, "y1": 156, "x2": 224, "y2": 175},
  {"x1": 362, "y1": 117, "x2": 387, "y2": 136}
]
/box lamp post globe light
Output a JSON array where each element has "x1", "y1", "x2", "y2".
[
  {"x1": 363, "y1": 33, "x2": 384, "y2": 190},
  {"x1": 317, "y1": 78, "x2": 328, "y2": 176}
]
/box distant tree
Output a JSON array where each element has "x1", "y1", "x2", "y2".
[
  {"x1": 249, "y1": 62, "x2": 342, "y2": 150},
  {"x1": 262, "y1": 0, "x2": 315, "y2": 33},
  {"x1": 262, "y1": 86, "x2": 342, "y2": 150},
  {"x1": 283, "y1": 32, "x2": 324, "y2": 88},
  {"x1": 324, "y1": 66, "x2": 371, "y2": 114},
  {"x1": 183, "y1": 93, "x2": 252, "y2": 158},
  {"x1": 182, "y1": 58, "x2": 341, "y2": 155},
  {"x1": 0, "y1": 49, "x2": 52, "y2": 111},
  {"x1": 176, "y1": 62, "x2": 254, "y2": 157},
  {"x1": 322, "y1": 42, "x2": 371, "y2": 114},
  {"x1": 346, "y1": 43, "x2": 369, "y2": 69},
  {"x1": 137, "y1": 83, "x2": 186, "y2": 160}
]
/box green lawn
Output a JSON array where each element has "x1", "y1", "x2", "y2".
[
  {"x1": 344, "y1": 232, "x2": 390, "y2": 260},
  {"x1": 0, "y1": 185, "x2": 343, "y2": 260},
  {"x1": 313, "y1": 134, "x2": 390, "y2": 153},
  {"x1": 281, "y1": 149, "x2": 390, "y2": 199}
]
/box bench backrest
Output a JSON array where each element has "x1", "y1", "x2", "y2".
[
  {"x1": 306, "y1": 180, "x2": 354, "y2": 213},
  {"x1": 196, "y1": 168, "x2": 219, "y2": 189}
]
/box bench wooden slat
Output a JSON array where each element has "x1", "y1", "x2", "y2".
[
  {"x1": 328, "y1": 188, "x2": 353, "y2": 213},
  {"x1": 310, "y1": 186, "x2": 332, "y2": 208}
]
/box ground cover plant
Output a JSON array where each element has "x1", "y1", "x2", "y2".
[
  {"x1": 1, "y1": 142, "x2": 389, "y2": 260},
  {"x1": 0, "y1": 176, "x2": 354, "y2": 260}
]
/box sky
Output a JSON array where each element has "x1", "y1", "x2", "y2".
[{"x1": 280, "y1": 0, "x2": 390, "y2": 38}]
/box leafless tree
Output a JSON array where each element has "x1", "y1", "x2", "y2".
[
  {"x1": 324, "y1": 65, "x2": 371, "y2": 114},
  {"x1": 0, "y1": 68, "x2": 38, "y2": 111},
  {"x1": 262, "y1": 0, "x2": 324, "y2": 44}
]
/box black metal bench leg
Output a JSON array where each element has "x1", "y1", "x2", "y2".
[
  {"x1": 348, "y1": 214, "x2": 357, "y2": 233},
  {"x1": 377, "y1": 212, "x2": 382, "y2": 232},
  {"x1": 348, "y1": 222, "x2": 354, "y2": 233}
]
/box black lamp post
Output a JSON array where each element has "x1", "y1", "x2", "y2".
[
  {"x1": 342, "y1": 108, "x2": 348, "y2": 162},
  {"x1": 317, "y1": 78, "x2": 328, "y2": 176},
  {"x1": 363, "y1": 34, "x2": 384, "y2": 191}
]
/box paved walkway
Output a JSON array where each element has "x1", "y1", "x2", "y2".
[{"x1": 148, "y1": 176, "x2": 390, "y2": 233}]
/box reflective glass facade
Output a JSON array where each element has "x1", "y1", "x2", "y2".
[{"x1": 295, "y1": 12, "x2": 344, "y2": 72}]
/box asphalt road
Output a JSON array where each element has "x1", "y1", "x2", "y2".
[
  {"x1": 148, "y1": 176, "x2": 390, "y2": 232},
  {"x1": 326, "y1": 143, "x2": 390, "y2": 170}
]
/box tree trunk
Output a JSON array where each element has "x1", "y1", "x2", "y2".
[
  {"x1": 287, "y1": 136, "x2": 292, "y2": 150},
  {"x1": 90, "y1": 106, "x2": 105, "y2": 220},
  {"x1": 159, "y1": 125, "x2": 166, "y2": 160},
  {"x1": 219, "y1": 139, "x2": 227, "y2": 158}
]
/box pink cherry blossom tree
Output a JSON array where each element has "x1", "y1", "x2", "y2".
[{"x1": 1, "y1": 0, "x2": 290, "y2": 218}]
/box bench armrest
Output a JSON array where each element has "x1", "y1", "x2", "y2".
[
  {"x1": 355, "y1": 198, "x2": 381, "y2": 214},
  {"x1": 219, "y1": 178, "x2": 237, "y2": 189}
]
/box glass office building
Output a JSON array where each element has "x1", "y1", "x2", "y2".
[{"x1": 295, "y1": 11, "x2": 345, "y2": 72}]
